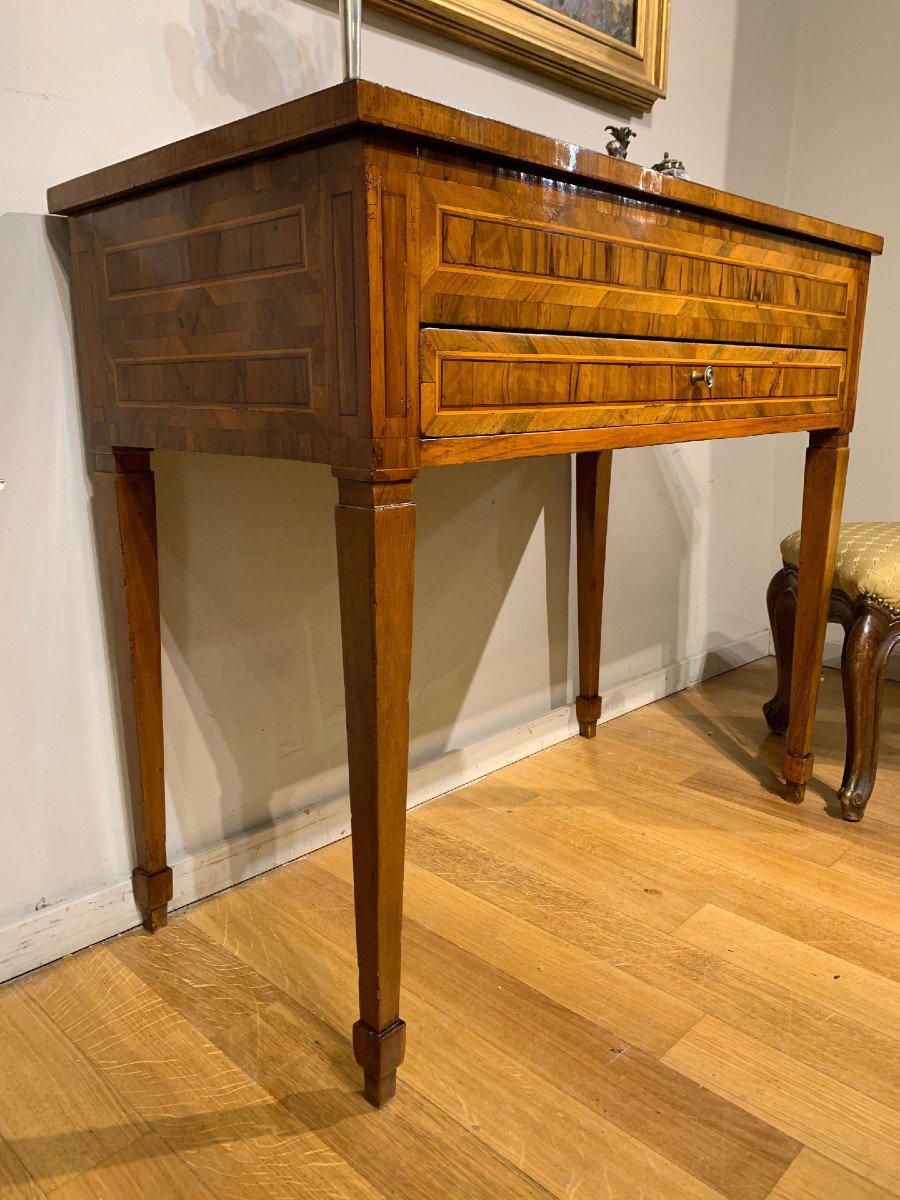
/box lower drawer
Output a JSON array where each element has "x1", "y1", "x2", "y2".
[{"x1": 419, "y1": 330, "x2": 846, "y2": 437}]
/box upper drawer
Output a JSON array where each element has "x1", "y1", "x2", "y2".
[
  {"x1": 419, "y1": 177, "x2": 862, "y2": 349},
  {"x1": 420, "y1": 329, "x2": 846, "y2": 437}
]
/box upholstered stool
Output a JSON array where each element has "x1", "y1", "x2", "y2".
[{"x1": 765, "y1": 522, "x2": 900, "y2": 821}]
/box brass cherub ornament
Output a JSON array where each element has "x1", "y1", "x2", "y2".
[{"x1": 605, "y1": 125, "x2": 636, "y2": 160}]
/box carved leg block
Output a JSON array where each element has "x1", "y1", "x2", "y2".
[
  {"x1": 839, "y1": 601, "x2": 899, "y2": 822},
  {"x1": 334, "y1": 474, "x2": 416, "y2": 1107},
  {"x1": 575, "y1": 451, "x2": 613, "y2": 739},
  {"x1": 764, "y1": 566, "x2": 797, "y2": 736},
  {"x1": 353, "y1": 1019, "x2": 407, "y2": 1107},
  {"x1": 93, "y1": 449, "x2": 170, "y2": 932},
  {"x1": 132, "y1": 866, "x2": 174, "y2": 933},
  {"x1": 783, "y1": 433, "x2": 849, "y2": 803}
]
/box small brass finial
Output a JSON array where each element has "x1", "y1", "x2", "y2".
[
  {"x1": 652, "y1": 151, "x2": 690, "y2": 180},
  {"x1": 605, "y1": 126, "x2": 636, "y2": 161}
]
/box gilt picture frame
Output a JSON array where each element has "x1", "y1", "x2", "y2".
[{"x1": 368, "y1": 0, "x2": 670, "y2": 110}]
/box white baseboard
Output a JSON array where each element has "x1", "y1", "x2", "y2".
[{"x1": 0, "y1": 630, "x2": 769, "y2": 985}]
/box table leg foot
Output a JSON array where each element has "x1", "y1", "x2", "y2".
[
  {"x1": 576, "y1": 695, "x2": 601, "y2": 740},
  {"x1": 785, "y1": 780, "x2": 806, "y2": 804},
  {"x1": 783, "y1": 749, "x2": 814, "y2": 805},
  {"x1": 353, "y1": 1019, "x2": 406, "y2": 1109},
  {"x1": 132, "y1": 866, "x2": 173, "y2": 933}
]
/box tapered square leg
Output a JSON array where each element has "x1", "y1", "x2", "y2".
[
  {"x1": 93, "y1": 449, "x2": 172, "y2": 931},
  {"x1": 334, "y1": 473, "x2": 416, "y2": 1107},
  {"x1": 575, "y1": 451, "x2": 613, "y2": 738},
  {"x1": 783, "y1": 432, "x2": 849, "y2": 803}
]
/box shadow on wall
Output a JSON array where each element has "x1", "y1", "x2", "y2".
[
  {"x1": 156, "y1": 452, "x2": 574, "y2": 862},
  {"x1": 163, "y1": 0, "x2": 335, "y2": 121}
]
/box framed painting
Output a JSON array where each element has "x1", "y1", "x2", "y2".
[{"x1": 368, "y1": 0, "x2": 670, "y2": 110}]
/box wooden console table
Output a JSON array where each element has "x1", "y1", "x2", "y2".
[{"x1": 49, "y1": 82, "x2": 882, "y2": 1106}]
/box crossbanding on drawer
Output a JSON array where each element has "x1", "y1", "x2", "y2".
[
  {"x1": 419, "y1": 178, "x2": 861, "y2": 349},
  {"x1": 420, "y1": 330, "x2": 847, "y2": 437}
]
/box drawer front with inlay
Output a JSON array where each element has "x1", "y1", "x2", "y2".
[
  {"x1": 420, "y1": 330, "x2": 847, "y2": 437},
  {"x1": 419, "y1": 177, "x2": 862, "y2": 349}
]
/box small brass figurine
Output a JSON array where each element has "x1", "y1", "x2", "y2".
[
  {"x1": 605, "y1": 126, "x2": 636, "y2": 161},
  {"x1": 652, "y1": 151, "x2": 690, "y2": 180}
]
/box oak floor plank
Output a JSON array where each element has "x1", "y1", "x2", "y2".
[
  {"x1": 675, "y1": 905, "x2": 900, "y2": 1043},
  {"x1": 518, "y1": 753, "x2": 900, "y2": 929},
  {"x1": 110, "y1": 919, "x2": 555, "y2": 1200},
  {"x1": 425, "y1": 776, "x2": 900, "y2": 984},
  {"x1": 534, "y1": 735, "x2": 849, "y2": 867},
  {"x1": 414, "y1": 778, "x2": 703, "y2": 933},
  {"x1": 314, "y1": 842, "x2": 703, "y2": 1055},
  {"x1": 663, "y1": 1017, "x2": 900, "y2": 1194},
  {"x1": 767, "y1": 1149, "x2": 898, "y2": 1200},
  {"x1": 48, "y1": 1133, "x2": 218, "y2": 1200},
  {"x1": 22, "y1": 948, "x2": 385, "y2": 1200},
  {"x1": 1, "y1": 659, "x2": 898, "y2": 1199},
  {"x1": 262, "y1": 860, "x2": 799, "y2": 1200},
  {"x1": 462, "y1": 759, "x2": 900, "y2": 961},
  {"x1": 643, "y1": 661, "x2": 900, "y2": 837},
  {"x1": 0, "y1": 986, "x2": 144, "y2": 1192},
  {"x1": 0, "y1": 1140, "x2": 47, "y2": 1199},
  {"x1": 190, "y1": 885, "x2": 732, "y2": 1200},
  {"x1": 402, "y1": 808, "x2": 900, "y2": 1111}
]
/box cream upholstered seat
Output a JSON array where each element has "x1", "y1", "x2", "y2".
[{"x1": 781, "y1": 521, "x2": 900, "y2": 612}]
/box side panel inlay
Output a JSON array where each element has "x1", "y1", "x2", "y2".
[
  {"x1": 115, "y1": 351, "x2": 313, "y2": 409},
  {"x1": 105, "y1": 208, "x2": 307, "y2": 297}
]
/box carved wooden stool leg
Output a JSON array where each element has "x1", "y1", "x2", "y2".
[
  {"x1": 764, "y1": 566, "x2": 797, "y2": 735},
  {"x1": 575, "y1": 450, "x2": 613, "y2": 738},
  {"x1": 334, "y1": 473, "x2": 416, "y2": 1107},
  {"x1": 838, "y1": 599, "x2": 900, "y2": 821},
  {"x1": 93, "y1": 449, "x2": 172, "y2": 932},
  {"x1": 783, "y1": 433, "x2": 849, "y2": 803}
]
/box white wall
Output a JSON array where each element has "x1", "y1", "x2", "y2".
[
  {"x1": 1, "y1": 0, "x2": 805, "y2": 965},
  {"x1": 770, "y1": 0, "x2": 898, "y2": 668}
]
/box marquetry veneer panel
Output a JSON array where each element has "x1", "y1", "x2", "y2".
[
  {"x1": 420, "y1": 329, "x2": 846, "y2": 437},
  {"x1": 420, "y1": 178, "x2": 861, "y2": 348},
  {"x1": 114, "y1": 351, "x2": 313, "y2": 410},
  {"x1": 104, "y1": 208, "x2": 307, "y2": 298},
  {"x1": 70, "y1": 149, "x2": 329, "y2": 456}
]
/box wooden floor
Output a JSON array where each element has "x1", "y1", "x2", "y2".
[{"x1": 2, "y1": 659, "x2": 900, "y2": 1199}]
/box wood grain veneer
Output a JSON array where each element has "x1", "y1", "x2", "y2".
[{"x1": 420, "y1": 332, "x2": 846, "y2": 437}]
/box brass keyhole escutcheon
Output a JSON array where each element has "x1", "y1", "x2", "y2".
[{"x1": 691, "y1": 366, "x2": 715, "y2": 389}]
